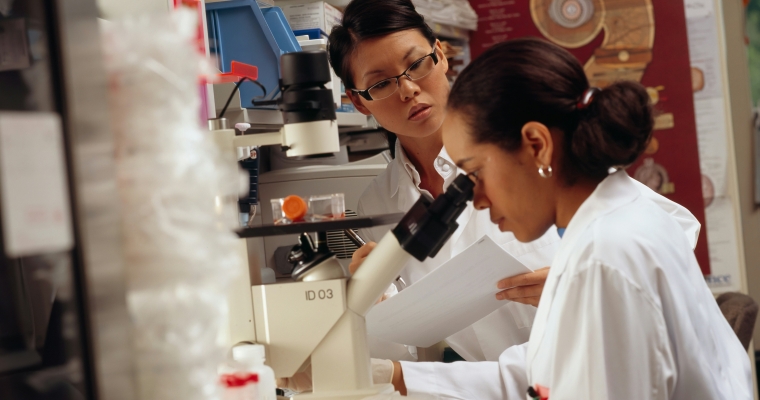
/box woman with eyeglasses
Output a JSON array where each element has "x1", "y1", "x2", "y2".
[
  {"x1": 382, "y1": 38, "x2": 752, "y2": 400},
  {"x1": 322, "y1": 0, "x2": 701, "y2": 367},
  {"x1": 327, "y1": 0, "x2": 564, "y2": 364}
]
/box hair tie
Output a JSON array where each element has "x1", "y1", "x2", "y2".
[{"x1": 577, "y1": 87, "x2": 601, "y2": 110}]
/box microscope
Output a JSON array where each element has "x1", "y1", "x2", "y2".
[{"x1": 210, "y1": 50, "x2": 475, "y2": 399}]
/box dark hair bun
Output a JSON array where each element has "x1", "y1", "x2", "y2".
[
  {"x1": 570, "y1": 81, "x2": 653, "y2": 179},
  {"x1": 448, "y1": 38, "x2": 654, "y2": 182}
]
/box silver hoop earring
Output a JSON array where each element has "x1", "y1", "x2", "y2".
[{"x1": 538, "y1": 165, "x2": 553, "y2": 178}]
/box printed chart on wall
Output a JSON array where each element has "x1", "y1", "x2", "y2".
[
  {"x1": 685, "y1": 0, "x2": 744, "y2": 293},
  {"x1": 747, "y1": 0, "x2": 760, "y2": 207},
  {"x1": 470, "y1": 0, "x2": 711, "y2": 274}
]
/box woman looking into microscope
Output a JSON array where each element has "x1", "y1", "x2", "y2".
[
  {"x1": 382, "y1": 37, "x2": 752, "y2": 400},
  {"x1": 325, "y1": 0, "x2": 700, "y2": 364},
  {"x1": 328, "y1": 0, "x2": 561, "y2": 363}
]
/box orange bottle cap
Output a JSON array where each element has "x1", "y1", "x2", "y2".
[{"x1": 282, "y1": 195, "x2": 307, "y2": 221}]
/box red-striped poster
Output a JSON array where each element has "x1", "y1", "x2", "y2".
[{"x1": 469, "y1": 0, "x2": 710, "y2": 273}]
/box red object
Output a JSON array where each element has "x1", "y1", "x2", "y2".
[
  {"x1": 536, "y1": 384, "x2": 550, "y2": 399},
  {"x1": 220, "y1": 372, "x2": 259, "y2": 388},
  {"x1": 468, "y1": 0, "x2": 711, "y2": 274},
  {"x1": 216, "y1": 61, "x2": 260, "y2": 83}
]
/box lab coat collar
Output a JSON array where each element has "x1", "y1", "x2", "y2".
[
  {"x1": 388, "y1": 139, "x2": 457, "y2": 199},
  {"x1": 526, "y1": 170, "x2": 641, "y2": 368},
  {"x1": 555, "y1": 170, "x2": 642, "y2": 275}
]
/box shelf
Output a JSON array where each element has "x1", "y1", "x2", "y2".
[
  {"x1": 337, "y1": 112, "x2": 369, "y2": 127},
  {"x1": 428, "y1": 20, "x2": 472, "y2": 41},
  {"x1": 271, "y1": 0, "x2": 475, "y2": 40},
  {"x1": 274, "y1": 0, "x2": 351, "y2": 8},
  {"x1": 237, "y1": 213, "x2": 404, "y2": 237}
]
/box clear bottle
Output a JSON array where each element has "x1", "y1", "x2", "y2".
[{"x1": 232, "y1": 344, "x2": 276, "y2": 400}]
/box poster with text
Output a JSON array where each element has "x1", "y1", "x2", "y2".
[{"x1": 470, "y1": 0, "x2": 710, "y2": 273}]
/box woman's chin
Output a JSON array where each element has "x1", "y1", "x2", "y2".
[{"x1": 501, "y1": 223, "x2": 539, "y2": 243}]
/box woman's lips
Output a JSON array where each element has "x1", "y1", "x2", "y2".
[{"x1": 408, "y1": 104, "x2": 432, "y2": 121}]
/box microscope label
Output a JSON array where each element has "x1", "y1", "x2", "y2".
[{"x1": 305, "y1": 289, "x2": 334, "y2": 301}]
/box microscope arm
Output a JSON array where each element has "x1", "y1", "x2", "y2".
[
  {"x1": 346, "y1": 233, "x2": 412, "y2": 317},
  {"x1": 347, "y1": 173, "x2": 476, "y2": 316},
  {"x1": 226, "y1": 119, "x2": 340, "y2": 158},
  {"x1": 233, "y1": 131, "x2": 283, "y2": 148}
]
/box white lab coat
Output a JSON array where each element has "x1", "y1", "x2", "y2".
[
  {"x1": 358, "y1": 142, "x2": 559, "y2": 362},
  {"x1": 359, "y1": 142, "x2": 701, "y2": 364},
  {"x1": 401, "y1": 171, "x2": 751, "y2": 400}
]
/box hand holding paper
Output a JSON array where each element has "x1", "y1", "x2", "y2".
[
  {"x1": 366, "y1": 236, "x2": 533, "y2": 347},
  {"x1": 496, "y1": 266, "x2": 550, "y2": 307}
]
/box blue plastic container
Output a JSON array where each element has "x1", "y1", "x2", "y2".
[
  {"x1": 206, "y1": 0, "x2": 301, "y2": 108},
  {"x1": 292, "y1": 28, "x2": 327, "y2": 40}
]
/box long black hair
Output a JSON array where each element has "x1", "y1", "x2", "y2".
[
  {"x1": 327, "y1": 0, "x2": 436, "y2": 157},
  {"x1": 448, "y1": 37, "x2": 653, "y2": 182}
]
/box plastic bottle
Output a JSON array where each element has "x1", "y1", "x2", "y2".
[
  {"x1": 232, "y1": 344, "x2": 276, "y2": 400},
  {"x1": 260, "y1": 267, "x2": 276, "y2": 284}
]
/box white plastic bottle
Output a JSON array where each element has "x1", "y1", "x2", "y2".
[{"x1": 232, "y1": 344, "x2": 276, "y2": 400}]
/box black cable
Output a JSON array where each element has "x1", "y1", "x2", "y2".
[
  {"x1": 219, "y1": 78, "x2": 268, "y2": 119},
  {"x1": 250, "y1": 80, "x2": 267, "y2": 99},
  {"x1": 219, "y1": 77, "x2": 248, "y2": 119}
]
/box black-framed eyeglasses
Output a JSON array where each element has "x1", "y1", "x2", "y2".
[{"x1": 350, "y1": 48, "x2": 439, "y2": 101}]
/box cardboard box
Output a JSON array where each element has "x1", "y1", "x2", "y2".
[{"x1": 281, "y1": 2, "x2": 343, "y2": 34}]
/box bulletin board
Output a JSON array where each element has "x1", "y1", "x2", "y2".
[{"x1": 469, "y1": 0, "x2": 711, "y2": 274}]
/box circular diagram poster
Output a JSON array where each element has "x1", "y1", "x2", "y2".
[{"x1": 469, "y1": 0, "x2": 710, "y2": 274}]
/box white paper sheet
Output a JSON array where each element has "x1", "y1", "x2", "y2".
[{"x1": 366, "y1": 236, "x2": 533, "y2": 347}]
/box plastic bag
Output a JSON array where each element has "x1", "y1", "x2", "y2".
[{"x1": 102, "y1": 9, "x2": 242, "y2": 400}]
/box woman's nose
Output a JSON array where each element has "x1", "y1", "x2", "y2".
[
  {"x1": 398, "y1": 77, "x2": 421, "y2": 101},
  {"x1": 472, "y1": 187, "x2": 490, "y2": 211}
]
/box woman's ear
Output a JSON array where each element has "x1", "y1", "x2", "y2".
[
  {"x1": 345, "y1": 90, "x2": 372, "y2": 116},
  {"x1": 435, "y1": 40, "x2": 449, "y2": 72},
  {"x1": 521, "y1": 122, "x2": 554, "y2": 170}
]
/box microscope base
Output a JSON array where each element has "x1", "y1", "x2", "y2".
[{"x1": 291, "y1": 383, "x2": 395, "y2": 399}]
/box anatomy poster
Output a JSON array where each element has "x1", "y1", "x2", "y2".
[{"x1": 470, "y1": 0, "x2": 711, "y2": 274}]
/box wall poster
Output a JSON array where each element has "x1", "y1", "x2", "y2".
[{"x1": 470, "y1": 0, "x2": 711, "y2": 274}]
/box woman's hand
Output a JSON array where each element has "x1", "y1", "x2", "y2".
[
  {"x1": 391, "y1": 361, "x2": 407, "y2": 395},
  {"x1": 495, "y1": 267, "x2": 550, "y2": 307},
  {"x1": 349, "y1": 242, "x2": 377, "y2": 274},
  {"x1": 349, "y1": 242, "x2": 392, "y2": 304}
]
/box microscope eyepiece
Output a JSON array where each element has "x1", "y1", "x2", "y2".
[
  {"x1": 391, "y1": 173, "x2": 475, "y2": 261},
  {"x1": 448, "y1": 174, "x2": 475, "y2": 205}
]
